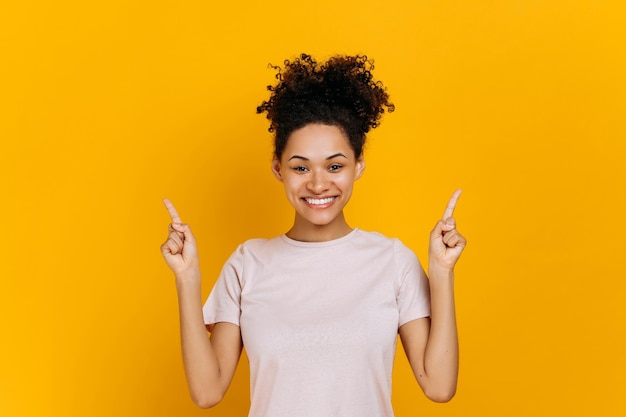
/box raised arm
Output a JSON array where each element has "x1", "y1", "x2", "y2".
[
  {"x1": 399, "y1": 190, "x2": 466, "y2": 402},
  {"x1": 160, "y1": 199, "x2": 242, "y2": 408}
]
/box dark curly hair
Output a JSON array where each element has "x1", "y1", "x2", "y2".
[{"x1": 257, "y1": 53, "x2": 394, "y2": 159}]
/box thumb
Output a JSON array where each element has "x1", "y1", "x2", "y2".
[
  {"x1": 430, "y1": 220, "x2": 445, "y2": 240},
  {"x1": 431, "y1": 218, "x2": 456, "y2": 239},
  {"x1": 171, "y1": 223, "x2": 196, "y2": 246},
  {"x1": 443, "y1": 217, "x2": 456, "y2": 231}
]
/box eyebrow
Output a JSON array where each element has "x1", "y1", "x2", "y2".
[{"x1": 288, "y1": 153, "x2": 348, "y2": 161}]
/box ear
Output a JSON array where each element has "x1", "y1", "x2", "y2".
[
  {"x1": 354, "y1": 154, "x2": 366, "y2": 180},
  {"x1": 271, "y1": 157, "x2": 283, "y2": 182}
]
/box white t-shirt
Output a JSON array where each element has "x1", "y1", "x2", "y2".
[{"x1": 203, "y1": 228, "x2": 430, "y2": 417}]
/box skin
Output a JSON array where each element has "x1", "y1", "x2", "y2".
[
  {"x1": 161, "y1": 123, "x2": 466, "y2": 407},
  {"x1": 161, "y1": 200, "x2": 242, "y2": 408},
  {"x1": 271, "y1": 124, "x2": 365, "y2": 242},
  {"x1": 399, "y1": 188, "x2": 464, "y2": 402}
]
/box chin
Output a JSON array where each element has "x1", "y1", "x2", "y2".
[{"x1": 296, "y1": 210, "x2": 337, "y2": 226}]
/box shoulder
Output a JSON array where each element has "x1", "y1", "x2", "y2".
[
  {"x1": 227, "y1": 236, "x2": 288, "y2": 262},
  {"x1": 239, "y1": 237, "x2": 270, "y2": 251},
  {"x1": 353, "y1": 229, "x2": 413, "y2": 254},
  {"x1": 352, "y1": 228, "x2": 394, "y2": 245},
  {"x1": 239, "y1": 236, "x2": 285, "y2": 253},
  {"x1": 354, "y1": 229, "x2": 420, "y2": 272},
  {"x1": 219, "y1": 237, "x2": 281, "y2": 282}
]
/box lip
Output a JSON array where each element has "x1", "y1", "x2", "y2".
[{"x1": 302, "y1": 196, "x2": 337, "y2": 208}]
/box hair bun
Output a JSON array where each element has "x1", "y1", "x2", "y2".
[{"x1": 257, "y1": 53, "x2": 394, "y2": 158}]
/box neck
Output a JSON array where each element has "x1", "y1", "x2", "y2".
[{"x1": 286, "y1": 213, "x2": 353, "y2": 242}]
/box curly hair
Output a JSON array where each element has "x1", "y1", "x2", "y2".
[{"x1": 257, "y1": 53, "x2": 394, "y2": 159}]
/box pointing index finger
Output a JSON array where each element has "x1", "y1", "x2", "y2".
[
  {"x1": 442, "y1": 189, "x2": 462, "y2": 220},
  {"x1": 163, "y1": 198, "x2": 183, "y2": 223}
]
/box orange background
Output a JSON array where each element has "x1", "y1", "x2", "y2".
[{"x1": 2, "y1": 1, "x2": 625, "y2": 416}]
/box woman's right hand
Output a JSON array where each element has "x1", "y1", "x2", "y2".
[{"x1": 160, "y1": 199, "x2": 200, "y2": 280}]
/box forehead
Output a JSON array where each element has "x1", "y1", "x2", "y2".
[{"x1": 283, "y1": 124, "x2": 353, "y2": 159}]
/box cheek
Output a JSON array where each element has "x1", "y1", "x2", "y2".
[
  {"x1": 334, "y1": 175, "x2": 356, "y2": 190},
  {"x1": 282, "y1": 176, "x2": 304, "y2": 193}
]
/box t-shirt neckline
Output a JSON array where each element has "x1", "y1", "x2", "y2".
[{"x1": 280, "y1": 228, "x2": 360, "y2": 247}]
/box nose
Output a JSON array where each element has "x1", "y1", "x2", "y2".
[{"x1": 307, "y1": 170, "x2": 330, "y2": 194}]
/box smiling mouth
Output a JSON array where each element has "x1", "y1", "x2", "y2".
[{"x1": 304, "y1": 197, "x2": 336, "y2": 205}]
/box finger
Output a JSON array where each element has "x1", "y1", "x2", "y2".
[
  {"x1": 168, "y1": 222, "x2": 185, "y2": 238},
  {"x1": 442, "y1": 189, "x2": 462, "y2": 220},
  {"x1": 443, "y1": 230, "x2": 466, "y2": 248},
  {"x1": 166, "y1": 226, "x2": 184, "y2": 252},
  {"x1": 163, "y1": 198, "x2": 183, "y2": 224},
  {"x1": 167, "y1": 229, "x2": 184, "y2": 248},
  {"x1": 160, "y1": 236, "x2": 182, "y2": 256},
  {"x1": 442, "y1": 229, "x2": 459, "y2": 247},
  {"x1": 444, "y1": 217, "x2": 456, "y2": 230},
  {"x1": 172, "y1": 222, "x2": 196, "y2": 245},
  {"x1": 430, "y1": 220, "x2": 445, "y2": 240}
]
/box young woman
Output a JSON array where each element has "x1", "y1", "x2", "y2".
[{"x1": 161, "y1": 54, "x2": 466, "y2": 417}]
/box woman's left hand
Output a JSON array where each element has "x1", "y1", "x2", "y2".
[{"x1": 428, "y1": 189, "x2": 467, "y2": 274}]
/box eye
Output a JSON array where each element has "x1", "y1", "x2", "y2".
[
  {"x1": 293, "y1": 166, "x2": 309, "y2": 172},
  {"x1": 328, "y1": 164, "x2": 343, "y2": 172}
]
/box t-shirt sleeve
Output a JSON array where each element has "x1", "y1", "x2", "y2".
[
  {"x1": 394, "y1": 239, "x2": 431, "y2": 327},
  {"x1": 202, "y1": 244, "x2": 244, "y2": 328}
]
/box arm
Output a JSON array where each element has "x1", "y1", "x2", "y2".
[
  {"x1": 399, "y1": 190, "x2": 466, "y2": 403},
  {"x1": 161, "y1": 199, "x2": 242, "y2": 408},
  {"x1": 399, "y1": 271, "x2": 458, "y2": 402},
  {"x1": 176, "y1": 277, "x2": 242, "y2": 408}
]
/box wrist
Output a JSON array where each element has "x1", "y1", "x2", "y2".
[
  {"x1": 428, "y1": 267, "x2": 455, "y2": 281},
  {"x1": 175, "y1": 270, "x2": 202, "y2": 288}
]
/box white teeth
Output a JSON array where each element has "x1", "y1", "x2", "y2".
[{"x1": 305, "y1": 197, "x2": 335, "y2": 205}]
